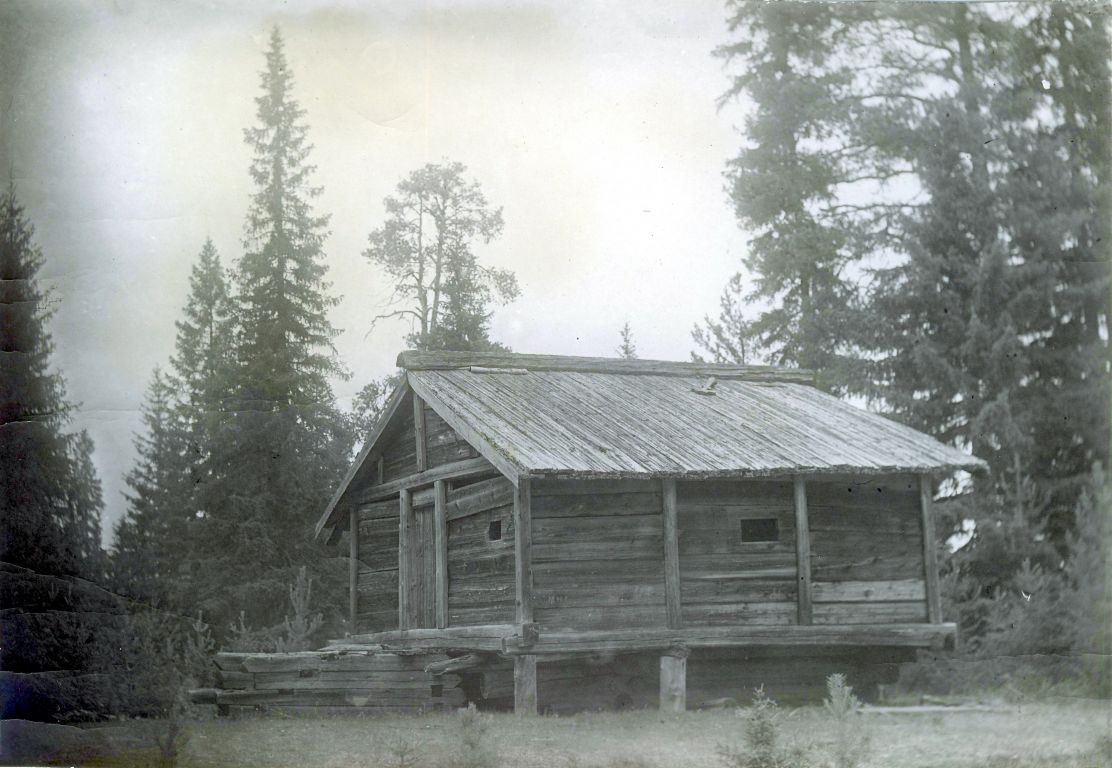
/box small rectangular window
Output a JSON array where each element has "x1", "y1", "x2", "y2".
[
  {"x1": 487, "y1": 520, "x2": 503, "y2": 541},
  {"x1": 740, "y1": 518, "x2": 779, "y2": 543}
]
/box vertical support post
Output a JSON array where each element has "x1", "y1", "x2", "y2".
[
  {"x1": 793, "y1": 476, "x2": 813, "y2": 625},
  {"x1": 659, "y1": 645, "x2": 688, "y2": 713},
  {"x1": 348, "y1": 506, "x2": 359, "y2": 632},
  {"x1": 376, "y1": 455, "x2": 385, "y2": 485},
  {"x1": 514, "y1": 477, "x2": 533, "y2": 624},
  {"x1": 514, "y1": 654, "x2": 537, "y2": 716},
  {"x1": 662, "y1": 478, "x2": 682, "y2": 629},
  {"x1": 413, "y1": 394, "x2": 428, "y2": 472},
  {"x1": 398, "y1": 488, "x2": 412, "y2": 630},
  {"x1": 434, "y1": 480, "x2": 449, "y2": 629},
  {"x1": 919, "y1": 475, "x2": 942, "y2": 624}
]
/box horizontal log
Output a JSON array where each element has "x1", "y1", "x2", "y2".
[
  {"x1": 446, "y1": 477, "x2": 514, "y2": 520},
  {"x1": 214, "y1": 670, "x2": 254, "y2": 690},
  {"x1": 342, "y1": 624, "x2": 517, "y2": 652},
  {"x1": 532, "y1": 478, "x2": 660, "y2": 497},
  {"x1": 503, "y1": 623, "x2": 956, "y2": 655},
  {"x1": 532, "y1": 491, "x2": 661, "y2": 517},
  {"x1": 681, "y1": 578, "x2": 797, "y2": 604},
  {"x1": 812, "y1": 580, "x2": 926, "y2": 603},
  {"x1": 423, "y1": 653, "x2": 490, "y2": 674},
  {"x1": 357, "y1": 457, "x2": 499, "y2": 504},
  {"x1": 535, "y1": 604, "x2": 668, "y2": 632},
  {"x1": 681, "y1": 602, "x2": 797, "y2": 626},
  {"x1": 813, "y1": 601, "x2": 928, "y2": 625}
]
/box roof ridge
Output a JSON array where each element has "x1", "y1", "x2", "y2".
[{"x1": 397, "y1": 350, "x2": 815, "y2": 384}]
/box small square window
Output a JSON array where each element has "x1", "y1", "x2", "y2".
[
  {"x1": 740, "y1": 518, "x2": 779, "y2": 543},
  {"x1": 487, "y1": 520, "x2": 503, "y2": 541}
]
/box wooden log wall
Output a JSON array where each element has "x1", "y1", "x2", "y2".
[
  {"x1": 355, "y1": 498, "x2": 400, "y2": 632},
  {"x1": 425, "y1": 405, "x2": 481, "y2": 469},
  {"x1": 379, "y1": 394, "x2": 418, "y2": 483},
  {"x1": 808, "y1": 476, "x2": 928, "y2": 625},
  {"x1": 530, "y1": 479, "x2": 668, "y2": 631},
  {"x1": 675, "y1": 480, "x2": 799, "y2": 627},
  {"x1": 446, "y1": 476, "x2": 517, "y2": 626}
]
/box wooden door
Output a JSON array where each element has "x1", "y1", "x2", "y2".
[{"x1": 405, "y1": 501, "x2": 437, "y2": 628}]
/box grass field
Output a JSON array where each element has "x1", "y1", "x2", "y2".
[{"x1": 79, "y1": 698, "x2": 1112, "y2": 768}]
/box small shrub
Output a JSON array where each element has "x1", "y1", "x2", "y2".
[
  {"x1": 385, "y1": 736, "x2": 422, "y2": 768},
  {"x1": 450, "y1": 702, "x2": 495, "y2": 768},
  {"x1": 717, "y1": 686, "x2": 810, "y2": 768},
  {"x1": 823, "y1": 674, "x2": 869, "y2": 768}
]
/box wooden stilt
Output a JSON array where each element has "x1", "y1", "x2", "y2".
[
  {"x1": 348, "y1": 506, "x2": 359, "y2": 632},
  {"x1": 514, "y1": 655, "x2": 537, "y2": 716},
  {"x1": 659, "y1": 644, "x2": 688, "y2": 713}
]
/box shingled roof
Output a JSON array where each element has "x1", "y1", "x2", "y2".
[{"x1": 315, "y1": 351, "x2": 985, "y2": 539}]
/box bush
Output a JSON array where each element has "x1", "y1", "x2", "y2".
[
  {"x1": 717, "y1": 686, "x2": 809, "y2": 768},
  {"x1": 450, "y1": 702, "x2": 496, "y2": 768},
  {"x1": 823, "y1": 674, "x2": 869, "y2": 768}
]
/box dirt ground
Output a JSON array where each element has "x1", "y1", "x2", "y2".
[{"x1": 77, "y1": 698, "x2": 1111, "y2": 768}]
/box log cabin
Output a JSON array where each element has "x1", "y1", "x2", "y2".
[{"x1": 314, "y1": 350, "x2": 986, "y2": 714}]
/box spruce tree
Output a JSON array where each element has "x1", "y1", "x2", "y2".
[
  {"x1": 191, "y1": 27, "x2": 353, "y2": 632},
  {"x1": 0, "y1": 187, "x2": 103, "y2": 578},
  {"x1": 616, "y1": 321, "x2": 637, "y2": 360},
  {"x1": 113, "y1": 369, "x2": 194, "y2": 604}
]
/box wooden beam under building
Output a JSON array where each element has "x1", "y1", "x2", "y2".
[
  {"x1": 514, "y1": 654, "x2": 537, "y2": 715},
  {"x1": 793, "y1": 476, "x2": 813, "y2": 625},
  {"x1": 919, "y1": 475, "x2": 942, "y2": 624}
]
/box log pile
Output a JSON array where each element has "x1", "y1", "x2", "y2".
[{"x1": 193, "y1": 650, "x2": 465, "y2": 716}]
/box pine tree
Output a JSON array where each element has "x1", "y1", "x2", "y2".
[
  {"x1": 715, "y1": 1, "x2": 864, "y2": 386},
  {"x1": 190, "y1": 27, "x2": 353, "y2": 632},
  {"x1": 0, "y1": 187, "x2": 103, "y2": 578},
  {"x1": 365, "y1": 161, "x2": 517, "y2": 351}
]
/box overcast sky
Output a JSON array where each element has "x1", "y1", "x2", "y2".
[{"x1": 1, "y1": 0, "x2": 751, "y2": 543}]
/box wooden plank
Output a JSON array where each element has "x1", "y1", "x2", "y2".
[
  {"x1": 398, "y1": 489, "x2": 412, "y2": 630},
  {"x1": 812, "y1": 579, "x2": 926, "y2": 603},
  {"x1": 920, "y1": 475, "x2": 942, "y2": 624},
  {"x1": 662, "y1": 479, "x2": 682, "y2": 630},
  {"x1": 357, "y1": 457, "x2": 497, "y2": 504},
  {"x1": 514, "y1": 655, "x2": 537, "y2": 715},
  {"x1": 445, "y1": 476, "x2": 514, "y2": 521},
  {"x1": 514, "y1": 477, "x2": 533, "y2": 624},
  {"x1": 793, "y1": 476, "x2": 812, "y2": 626},
  {"x1": 813, "y1": 601, "x2": 928, "y2": 625},
  {"x1": 434, "y1": 480, "x2": 448, "y2": 629},
  {"x1": 659, "y1": 655, "x2": 686, "y2": 713},
  {"x1": 349, "y1": 506, "x2": 359, "y2": 631},
  {"x1": 413, "y1": 394, "x2": 428, "y2": 472},
  {"x1": 407, "y1": 373, "x2": 527, "y2": 486}
]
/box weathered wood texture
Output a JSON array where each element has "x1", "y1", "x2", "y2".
[
  {"x1": 380, "y1": 393, "x2": 418, "y2": 483},
  {"x1": 514, "y1": 654, "x2": 537, "y2": 715},
  {"x1": 676, "y1": 480, "x2": 799, "y2": 627},
  {"x1": 447, "y1": 477, "x2": 517, "y2": 627},
  {"x1": 208, "y1": 650, "x2": 464, "y2": 714},
  {"x1": 434, "y1": 480, "x2": 448, "y2": 629},
  {"x1": 355, "y1": 502, "x2": 400, "y2": 632},
  {"x1": 404, "y1": 500, "x2": 437, "y2": 629},
  {"x1": 413, "y1": 393, "x2": 428, "y2": 472},
  {"x1": 808, "y1": 477, "x2": 928, "y2": 625},
  {"x1": 530, "y1": 479, "x2": 667, "y2": 631},
  {"x1": 920, "y1": 475, "x2": 943, "y2": 623},
  {"x1": 659, "y1": 655, "x2": 686, "y2": 712},
  {"x1": 662, "y1": 479, "x2": 682, "y2": 629},
  {"x1": 793, "y1": 477, "x2": 812, "y2": 625},
  {"x1": 425, "y1": 404, "x2": 481, "y2": 469}
]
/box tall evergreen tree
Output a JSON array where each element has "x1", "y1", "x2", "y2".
[
  {"x1": 715, "y1": 1, "x2": 864, "y2": 385},
  {"x1": 190, "y1": 27, "x2": 353, "y2": 632},
  {"x1": 616, "y1": 321, "x2": 637, "y2": 359},
  {"x1": 364, "y1": 161, "x2": 517, "y2": 352},
  {"x1": 0, "y1": 187, "x2": 103, "y2": 578},
  {"x1": 112, "y1": 369, "x2": 193, "y2": 604}
]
